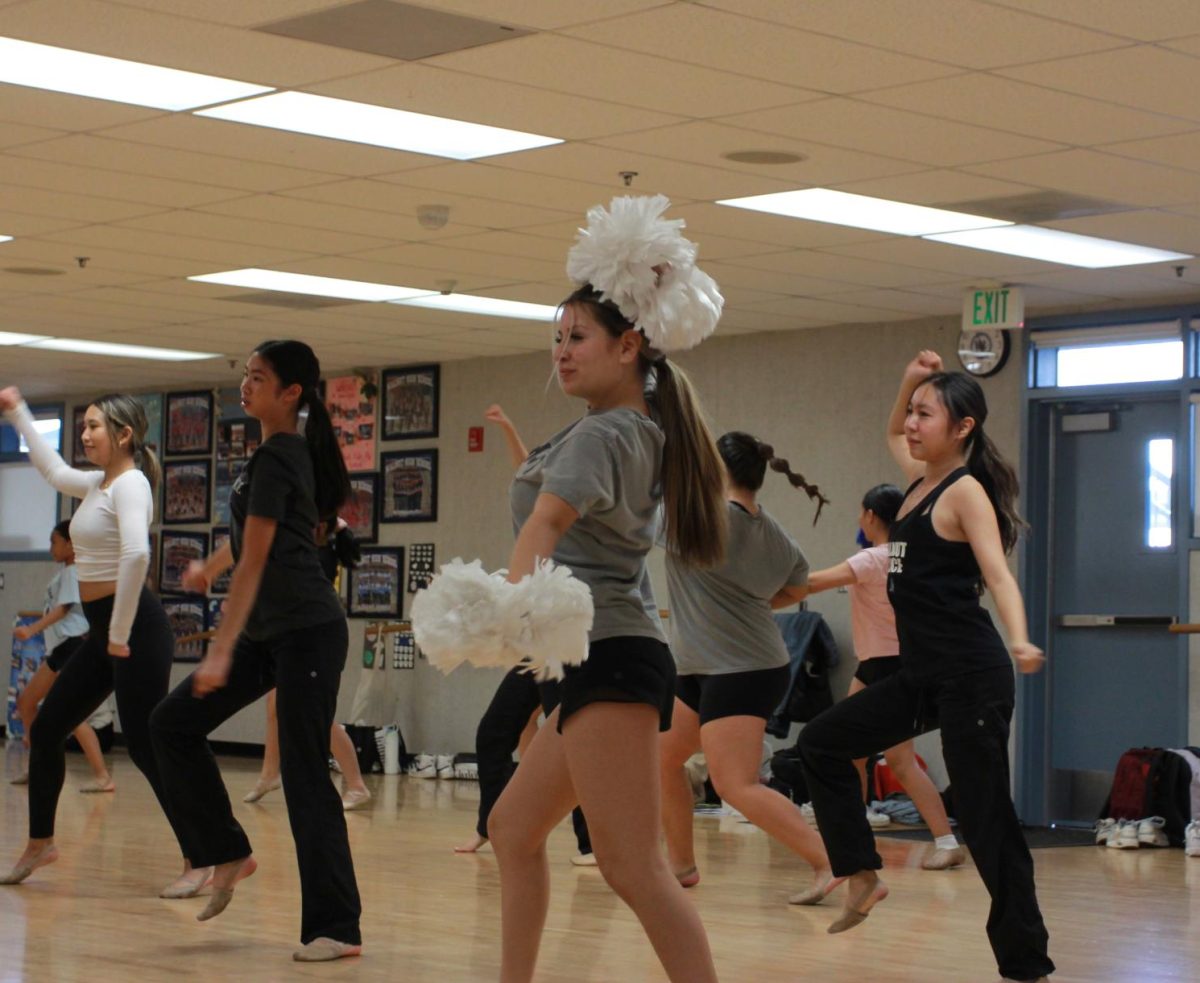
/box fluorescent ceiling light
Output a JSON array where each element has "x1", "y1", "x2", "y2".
[
  {"x1": 717, "y1": 188, "x2": 1011, "y2": 236},
  {"x1": 196, "y1": 91, "x2": 562, "y2": 160},
  {"x1": 0, "y1": 330, "x2": 49, "y2": 345},
  {"x1": 189, "y1": 268, "x2": 433, "y2": 302},
  {"x1": 0, "y1": 234, "x2": 12, "y2": 244},
  {"x1": 393, "y1": 294, "x2": 558, "y2": 321},
  {"x1": 26, "y1": 338, "x2": 218, "y2": 361},
  {"x1": 924, "y1": 225, "x2": 1193, "y2": 268},
  {"x1": 0, "y1": 36, "x2": 272, "y2": 111}
]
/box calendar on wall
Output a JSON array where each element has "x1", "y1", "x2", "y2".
[
  {"x1": 392, "y1": 632, "x2": 416, "y2": 670},
  {"x1": 407, "y1": 543, "x2": 435, "y2": 594}
]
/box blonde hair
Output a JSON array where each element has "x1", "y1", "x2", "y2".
[{"x1": 91, "y1": 394, "x2": 161, "y2": 493}]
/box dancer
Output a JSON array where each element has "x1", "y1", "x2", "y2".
[
  {"x1": 486, "y1": 196, "x2": 728, "y2": 983},
  {"x1": 659, "y1": 431, "x2": 840, "y2": 905},
  {"x1": 12, "y1": 521, "x2": 114, "y2": 793},
  {"x1": 150, "y1": 340, "x2": 362, "y2": 962},
  {"x1": 797, "y1": 351, "x2": 1053, "y2": 983},
  {"x1": 0, "y1": 387, "x2": 184, "y2": 889},
  {"x1": 804, "y1": 484, "x2": 966, "y2": 870},
  {"x1": 455, "y1": 406, "x2": 592, "y2": 862},
  {"x1": 241, "y1": 519, "x2": 371, "y2": 811}
]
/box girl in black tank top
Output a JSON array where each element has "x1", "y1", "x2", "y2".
[{"x1": 796, "y1": 352, "x2": 1054, "y2": 983}]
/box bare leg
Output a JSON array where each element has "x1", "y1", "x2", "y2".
[
  {"x1": 703, "y1": 715, "x2": 841, "y2": 904},
  {"x1": 658, "y1": 697, "x2": 702, "y2": 884},
  {"x1": 331, "y1": 724, "x2": 370, "y2": 810},
  {"x1": 72, "y1": 724, "x2": 114, "y2": 791},
  {"x1": 244, "y1": 690, "x2": 281, "y2": 802},
  {"x1": 884, "y1": 741, "x2": 952, "y2": 837}
]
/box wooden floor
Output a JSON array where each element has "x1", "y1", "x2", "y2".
[{"x1": 1, "y1": 743, "x2": 1196, "y2": 982}]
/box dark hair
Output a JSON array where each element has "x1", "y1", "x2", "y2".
[
  {"x1": 718, "y1": 431, "x2": 829, "y2": 525},
  {"x1": 918, "y1": 371, "x2": 1026, "y2": 553},
  {"x1": 52, "y1": 519, "x2": 72, "y2": 541},
  {"x1": 90, "y1": 394, "x2": 161, "y2": 493},
  {"x1": 861, "y1": 484, "x2": 904, "y2": 527},
  {"x1": 253, "y1": 340, "x2": 351, "y2": 522},
  {"x1": 322, "y1": 517, "x2": 361, "y2": 569},
  {"x1": 561, "y1": 286, "x2": 727, "y2": 567}
]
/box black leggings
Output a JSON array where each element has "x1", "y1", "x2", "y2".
[
  {"x1": 150, "y1": 619, "x2": 361, "y2": 946},
  {"x1": 476, "y1": 666, "x2": 591, "y2": 853},
  {"x1": 797, "y1": 665, "x2": 1053, "y2": 982},
  {"x1": 28, "y1": 588, "x2": 181, "y2": 844}
]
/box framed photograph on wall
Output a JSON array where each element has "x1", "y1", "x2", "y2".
[
  {"x1": 162, "y1": 595, "x2": 207, "y2": 662},
  {"x1": 210, "y1": 526, "x2": 232, "y2": 594},
  {"x1": 325, "y1": 373, "x2": 377, "y2": 472},
  {"x1": 162, "y1": 459, "x2": 212, "y2": 525},
  {"x1": 71, "y1": 406, "x2": 89, "y2": 466},
  {"x1": 165, "y1": 390, "x2": 213, "y2": 457},
  {"x1": 382, "y1": 365, "x2": 439, "y2": 440},
  {"x1": 380, "y1": 450, "x2": 438, "y2": 523},
  {"x1": 347, "y1": 547, "x2": 404, "y2": 619},
  {"x1": 160, "y1": 530, "x2": 208, "y2": 594},
  {"x1": 212, "y1": 459, "x2": 245, "y2": 525},
  {"x1": 341, "y1": 472, "x2": 379, "y2": 544},
  {"x1": 147, "y1": 531, "x2": 160, "y2": 592},
  {"x1": 206, "y1": 597, "x2": 225, "y2": 632},
  {"x1": 135, "y1": 393, "x2": 164, "y2": 457}
]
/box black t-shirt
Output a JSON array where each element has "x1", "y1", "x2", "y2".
[
  {"x1": 230, "y1": 433, "x2": 344, "y2": 640},
  {"x1": 886, "y1": 468, "x2": 1010, "y2": 682}
]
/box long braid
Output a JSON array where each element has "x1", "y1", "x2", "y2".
[{"x1": 757, "y1": 441, "x2": 829, "y2": 525}]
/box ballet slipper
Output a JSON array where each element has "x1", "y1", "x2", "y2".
[
  {"x1": 242, "y1": 778, "x2": 280, "y2": 803},
  {"x1": 292, "y1": 937, "x2": 363, "y2": 962},
  {"x1": 79, "y1": 777, "x2": 116, "y2": 794},
  {"x1": 827, "y1": 874, "x2": 888, "y2": 934},
  {"x1": 160, "y1": 866, "x2": 213, "y2": 899},
  {"x1": 9, "y1": 770, "x2": 29, "y2": 786},
  {"x1": 788, "y1": 870, "x2": 847, "y2": 906},
  {"x1": 0, "y1": 844, "x2": 59, "y2": 885},
  {"x1": 454, "y1": 833, "x2": 489, "y2": 854},
  {"x1": 341, "y1": 787, "x2": 371, "y2": 811},
  {"x1": 675, "y1": 865, "x2": 700, "y2": 888},
  {"x1": 196, "y1": 856, "x2": 257, "y2": 921}
]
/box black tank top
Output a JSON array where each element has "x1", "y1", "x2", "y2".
[{"x1": 887, "y1": 468, "x2": 1010, "y2": 682}]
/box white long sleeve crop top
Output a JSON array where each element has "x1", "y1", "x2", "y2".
[{"x1": 4, "y1": 401, "x2": 152, "y2": 646}]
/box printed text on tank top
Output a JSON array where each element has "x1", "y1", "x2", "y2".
[{"x1": 889, "y1": 469, "x2": 971, "y2": 584}]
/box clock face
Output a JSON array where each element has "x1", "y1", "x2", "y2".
[{"x1": 957, "y1": 328, "x2": 1011, "y2": 377}]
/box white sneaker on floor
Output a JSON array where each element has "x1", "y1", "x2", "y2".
[
  {"x1": 1184, "y1": 820, "x2": 1200, "y2": 857},
  {"x1": 1137, "y1": 815, "x2": 1168, "y2": 847},
  {"x1": 436, "y1": 754, "x2": 455, "y2": 779},
  {"x1": 407, "y1": 753, "x2": 436, "y2": 779},
  {"x1": 1107, "y1": 819, "x2": 1140, "y2": 849},
  {"x1": 865, "y1": 807, "x2": 891, "y2": 829},
  {"x1": 799, "y1": 802, "x2": 817, "y2": 826},
  {"x1": 1094, "y1": 817, "x2": 1117, "y2": 846}
]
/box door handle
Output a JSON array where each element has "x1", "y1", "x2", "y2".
[{"x1": 1058, "y1": 614, "x2": 1177, "y2": 627}]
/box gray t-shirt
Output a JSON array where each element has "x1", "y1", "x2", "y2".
[
  {"x1": 510, "y1": 408, "x2": 665, "y2": 644},
  {"x1": 666, "y1": 502, "x2": 809, "y2": 675}
]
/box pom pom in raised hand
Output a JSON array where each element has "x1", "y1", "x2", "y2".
[
  {"x1": 411, "y1": 558, "x2": 593, "y2": 680},
  {"x1": 566, "y1": 194, "x2": 722, "y2": 353}
]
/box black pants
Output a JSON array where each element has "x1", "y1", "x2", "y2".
[
  {"x1": 797, "y1": 665, "x2": 1054, "y2": 982},
  {"x1": 28, "y1": 588, "x2": 181, "y2": 844},
  {"x1": 476, "y1": 666, "x2": 591, "y2": 853},
  {"x1": 150, "y1": 619, "x2": 361, "y2": 946}
]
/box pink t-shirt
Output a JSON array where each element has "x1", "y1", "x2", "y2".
[{"x1": 847, "y1": 546, "x2": 900, "y2": 661}]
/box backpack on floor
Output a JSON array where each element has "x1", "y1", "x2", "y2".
[
  {"x1": 867, "y1": 753, "x2": 928, "y2": 802},
  {"x1": 1100, "y1": 747, "x2": 1163, "y2": 822}
]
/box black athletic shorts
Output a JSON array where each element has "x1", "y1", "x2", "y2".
[
  {"x1": 853, "y1": 656, "x2": 902, "y2": 687},
  {"x1": 557, "y1": 636, "x2": 676, "y2": 733},
  {"x1": 45, "y1": 634, "x2": 87, "y2": 673},
  {"x1": 675, "y1": 664, "x2": 790, "y2": 725}
]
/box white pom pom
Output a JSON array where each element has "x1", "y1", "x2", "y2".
[
  {"x1": 506, "y1": 560, "x2": 594, "y2": 681},
  {"x1": 411, "y1": 558, "x2": 518, "y2": 674},
  {"x1": 566, "y1": 195, "x2": 722, "y2": 353}
]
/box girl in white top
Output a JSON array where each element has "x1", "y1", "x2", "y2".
[
  {"x1": 0, "y1": 388, "x2": 189, "y2": 893},
  {"x1": 805, "y1": 483, "x2": 964, "y2": 869}
]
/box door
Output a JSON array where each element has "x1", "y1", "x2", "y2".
[{"x1": 1044, "y1": 397, "x2": 1186, "y2": 823}]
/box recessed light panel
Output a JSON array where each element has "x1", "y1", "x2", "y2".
[
  {"x1": 925, "y1": 225, "x2": 1193, "y2": 268},
  {"x1": 189, "y1": 268, "x2": 432, "y2": 302},
  {"x1": 393, "y1": 293, "x2": 558, "y2": 320}
]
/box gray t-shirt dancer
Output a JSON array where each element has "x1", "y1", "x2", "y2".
[
  {"x1": 666, "y1": 502, "x2": 809, "y2": 675},
  {"x1": 511, "y1": 407, "x2": 665, "y2": 644}
]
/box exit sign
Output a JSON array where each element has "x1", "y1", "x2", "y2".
[{"x1": 963, "y1": 287, "x2": 1024, "y2": 330}]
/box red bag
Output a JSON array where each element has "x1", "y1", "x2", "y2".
[
  {"x1": 869, "y1": 753, "x2": 928, "y2": 800},
  {"x1": 1100, "y1": 747, "x2": 1163, "y2": 821}
]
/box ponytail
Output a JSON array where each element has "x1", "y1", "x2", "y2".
[
  {"x1": 655, "y1": 360, "x2": 727, "y2": 567},
  {"x1": 718, "y1": 431, "x2": 829, "y2": 525},
  {"x1": 137, "y1": 444, "x2": 162, "y2": 497},
  {"x1": 921, "y1": 371, "x2": 1027, "y2": 554}
]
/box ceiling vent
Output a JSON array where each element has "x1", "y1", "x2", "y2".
[
  {"x1": 940, "y1": 191, "x2": 1131, "y2": 224},
  {"x1": 256, "y1": 1, "x2": 530, "y2": 61},
  {"x1": 219, "y1": 292, "x2": 358, "y2": 311}
]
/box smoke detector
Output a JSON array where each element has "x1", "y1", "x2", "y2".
[{"x1": 417, "y1": 204, "x2": 450, "y2": 230}]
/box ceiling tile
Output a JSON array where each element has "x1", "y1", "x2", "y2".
[
  {"x1": 39, "y1": 223, "x2": 316, "y2": 266},
  {"x1": 825, "y1": 237, "x2": 1060, "y2": 278},
  {"x1": 107, "y1": 1, "x2": 363, "y2": 29},
  {"x1": 347, "y1": 241, "x2": 564, "y2": 282},
  {"x1": 668, "y1": 202, "x2": 890, "y2": 250},
  {"x1": 0, "y1": 121, "x2": 67, "y2": 149},
  {"x1": 835, "y1": 169, "x2": 1040, "y2": 206},
  {"x1": 1101, "y1": 130, "x2": 1200, "y2": 175},
  {"x1": 723, "y1": 249, "x2": 967, "y2": 289},
  {"x1": 1047, "y1": 210, "x2": 1200, "y2": 255},
  {"x1": 0, "y1": 185, "x2": 165, "y2": 224},
  {"x1": 118, "y1": 209, "x2": 393, "y2": 254},
  {"x1": 378, "y1": 1, "x2": 693, "y2": 32},
  {"x1": 0, "y1": 84, "x2": 165, "y2": 132},
  {"x1": 988, "y1": 0, "x2": 1200, "y2": 42}
]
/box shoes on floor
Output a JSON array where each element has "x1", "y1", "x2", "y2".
[
  {"x1": 243, "y1": 777, "x2": 281, "y2": 803},
  {"x1": 1094, "y1": 817, "x2": 1117, "y2": 845},
  {"x1": 407, "y1": 753, "x2": 436, "y2": 779},
  {"x1": 1107, "y1": 819, "x2": 1141, "y2": 850},
  {"x1": 78, "y1": 777, "x2": 116, "y2": 794},
  {"x1": 865, "y1": 807, "x2": 891, "y2": 829},
  {"x1": 436, "y1": 754, "x2": 455, "y2": 780},
  {"x1": 1137, "y1": 815, "x2": 1169, "y2": 848},
  {"x1": 342, "y1": 787, "x2": 371, "y2": 811},
  {"x1": 9, "y1": 770, "x2": 29, "y2": 786},
  {"x1": 921, "y1": 845, "x2": 967, "y2": 870},
  {"x1": 1184, "y1": 820, "x2": 1200, "y2": 858}
]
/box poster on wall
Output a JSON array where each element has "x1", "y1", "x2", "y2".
[
  {"x1": 325, "y1": 373, "x2": 377, "y2": 473},
  {"x1": 165, "y1": 391, "x2": 213, "y2": 457},
  {"x1": 340, "y1": 472, "x2": 378, "y2": 544},
  {"x1": 347, "y1": 547, "x2": 403, "y2": 619},
  {"x1": 160, "y1": 530, "x2": 209, "y2": 594},
  {"x1": 380, "y1": 450, "x2": 437, "y2": 523},
  {"x1": 382, "y1": 365, "x2": 439, "y2": 440},
  {"x1": 210, "y1": 527, "x2": 232, "y2": 594},
  {"x1": 212, "y1": 460, "x2": 245, "y2": 526},
  {"x1": 162, "y1": 459, "x2": 212, "y2": 524},
  {"x1": 162, "y1": 595, "x2": 206, "y2": 662}
]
